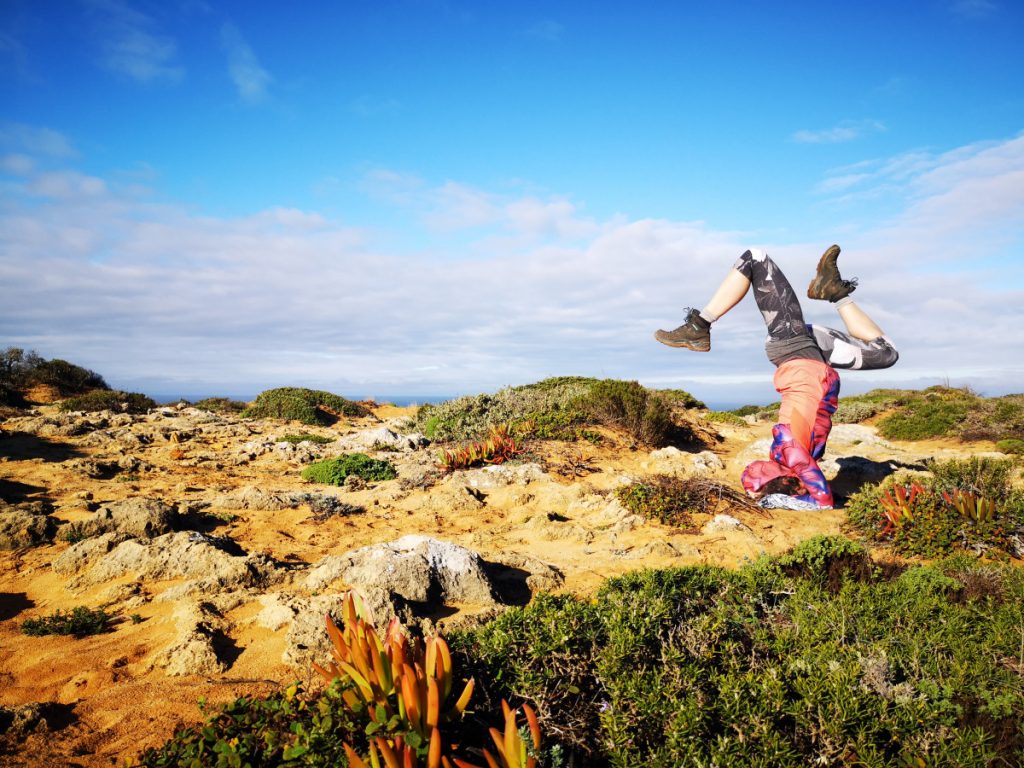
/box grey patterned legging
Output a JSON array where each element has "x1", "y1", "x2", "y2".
[{"x1": 734, "y1": 249, "x2": 899, "y2": 370}]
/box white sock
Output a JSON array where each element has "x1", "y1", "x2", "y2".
[
  {"x1": 699, "y1": 309, "x2": 718, "y2": 323},
  {"x1": 834, "y1": 296, "x2": 855, "y2": 309}
]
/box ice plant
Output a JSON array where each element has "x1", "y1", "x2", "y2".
[
  {"x1": 439, "y1": 425, "x2": 520, "y2": 471},
  {"x1": 313, "y1": 592, "x2": 474, "y2": 765},
  {"x1": 452, "y1": 701, "x2": 541, "y2": 768},
  {"x1": 879, "y1": 482, "x2": 925, "y2": 536},
  {"x1": 942, "y1": 488, "x2": 997, "y2": 524}
]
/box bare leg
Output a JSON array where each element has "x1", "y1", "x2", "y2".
[
  {"x1": 702, "y1": 268, "x2": 750, "y2": 319},
  {"x1": 836, "y1": 300, "x2": 884, "y2": 342}
]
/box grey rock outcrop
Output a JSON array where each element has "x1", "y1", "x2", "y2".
[
  {"x1": 0, "y1": 502, "x2": 58, "y2": 549},
  {"x1": 70, "y1": 497, "x2": 176, "y2": 539},
  {"x1": 62, "y1": 530, "x2": 281, "y2": 593},
  {"x1": 307, "y1": 535, "x2": 498, "y2": 606},
  {"x1": 156, "y1": 602, "x2": 230, "y2": 677}
]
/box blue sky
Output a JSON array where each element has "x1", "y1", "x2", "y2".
[{"x1": 2, "y1": 0, "x2": 1023, "y2": 407}]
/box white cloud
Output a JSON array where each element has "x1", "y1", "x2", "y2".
[
  {"x1": 87, "y1": 0, "x2": 183, "y2": 83},
  {"x1": 526, "y1": 19, "x2": 563, "y2": 42},
  {"x1": 792, "y1": 119, "x2": 886, "y2": 144},
  {"x1": 0, "y1": 123, "x2": 76, "y2": 157},
  {"x1": 221, "y1": 23, "x2": 271, "y2": 103},
  {"x1": 1, "y1": 132, "x2": 1022, "y2": 405}
]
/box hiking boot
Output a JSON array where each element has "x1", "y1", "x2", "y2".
[
  {"x1": 654, "y1": 308, "x2": 711, "y2": 351},
  {"x1": 807, "y1": 244, "x2": 858, "y2": 302}
]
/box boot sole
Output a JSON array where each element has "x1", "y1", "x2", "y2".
[{"x1": 654, "y1": 332, "x2": 710, "y2": 351}]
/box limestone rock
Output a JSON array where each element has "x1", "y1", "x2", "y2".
[
  {"x1": 306, "y1": 535, "x2": 498, "y2": 605},
  {"x1": 454, "y1": 463, "x2": 548, "y2": 489},
  {"x1": 702, "y1": 514, "x2": 748, "y2": 533},
  {"x1": 74, "y1": 497, "x2": 176, "y2": 539},
  {"x1": 53, "y1": 532, "x2": 131, "y2": 575},
  {"x1": 283, "y1": 589, "x2": 412, "y2": 668},
  {"x1": 691, "y1": 451, "x2": 725, "y2": 473},
  {"x1": 0, "y1": 503, "x2": 58, "y2": 549},
  {"x1": 215, "y1": 485, "x2": 293, "y2": 511}
]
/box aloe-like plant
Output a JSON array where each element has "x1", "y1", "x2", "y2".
[
  {"x1": 879, "y1": 482, "x2": 925, "y2": 536},
  {"x1": 452, "y1": 700, "x2": 541, "y2": 768},
  {"x1": 314, "y1": 593, "x2": 475, "y2": 767},
  {"x1": 439, "y1": 425, "x2": 520, "y2": 471},
  {"x1": 942, "y1": 488, "x2": 998, "y2": 524}
]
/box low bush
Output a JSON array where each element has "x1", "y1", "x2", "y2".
[
  {"x1": 616, "y1": 475, "x2": 702, "y2": 527},
  {"x1": 1, "y1": 347, "x2": 109, "y2": 405},
  {"x1": 280, "y1": 433, "x2": 335, "y2": 445},
  {"x1": 875, "y1": 386, "x2": 979, "y2": 440},
  {"x1": 832, "y1": 399, "x2": 881, "y2": 423},
  {"x1": 58, "y1": 389, "x2": 156, "y2": 414},
  {"x1": 652, "y1": 388, "x2": 706, "y2": 409},
  {"x1": 138, "y1": 542, "x2": 1024, "y2": 766},
  {"x1": 846, "y1": 458, "x2": 1024, "y2": 558},
  {"x1": 22, "y1": 606, "x2": 112, "y2": 637},
  {"x1": 417, "y1": 377, "x2": 691, "y2": 448},
  {"x1": 997, "y1": 438, "x2": 1024, "y2": 455},
  {"x1": 453, "y1": 543, "x2": 1024, "y2": 766},
  {"x1": 703, "y1": 410, "x2": 747, "y2": 426},
  {"x1": 301, "y1": 453, "x2": 397, "y2": 484},
  {"x1": 193, "y1": 397, "x2": 248, "y2": 414},
  {"x1": 243, "y1": 388, "x2": 370, "y2": 425}
]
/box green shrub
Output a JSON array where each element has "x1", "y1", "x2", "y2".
[
  {"x1": 728, "y1": 402, "x2": 781, "y2": 421},
  {"x1": 59, "y1": 389, "x2": 156, "y2": 414},
  {"x1": 997, "y1": 438, "x2": 1024, "y2": 455},
  {"x1": 1, "y1": 347, "x2": 108, "y2": 405},
  {"x1": 579, "y1": 379, "x2": 674, "y2": 446},
  {"x1": 875, "y1": 386, "x2": 980, "y2": 440},
  {"x1": 28, "y1": 358, "x2": 107, "y2": 395},
  {"x1": 452, "y1": 548, "x2": 1024, "y2": 766},
  {"x1": 280, "y1": 433, "x2": 335, "y2": 445},
  {"x1": 415, "y1": 377, "x2": 691, "y2": 447},
  {"x1": 22, "y1": 606, "x2": 111, "y2": 637},
  {"x1": 301, "y1": 453, "x2": 397, "y2": 484},
  {"x1": 616, "y1": 475, "x2": 703, "y2": 527},
  {"x1": 832, "y1": 399, "x2": 881, "y2": 423},
  {"x1": 652, "y1": 388, "x2": 706, "y2": 409},
  {"x1": 135, "y1": 681, "x2": 360, "y2": 767},
  {"x1": 193, "y1": 397, "x2": 248, "y2": 414},
  {"x1": 845, "y1": 461, "x2": 1024, "y2": 558},
  {"x1": 242, "y1": 387, "x2": 369, "y2": 425},
  {"x1": 704, "y1": 410, "x2": 747, "y2": 426}
]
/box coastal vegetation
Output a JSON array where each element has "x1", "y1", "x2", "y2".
[
  {"x1": 301, "y1": 453, "x2": 398, "y2": 484},
  {"x1": 138, "y1": 538, "x2": 1024, "y2": 767},
  {"x1": 242, "y1": 387, "x2": 371, "y2": 425}
]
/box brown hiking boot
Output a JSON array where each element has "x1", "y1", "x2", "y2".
[
  {"x1": 807, "y1": 244, "x2": 857, "y2": 302},
  {"x1": 654, "y1": 308, "x2": 711, "y2": 351}
]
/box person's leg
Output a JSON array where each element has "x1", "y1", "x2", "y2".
[
  {"x1": 732, "y1": 248, "x2": 812, "y2": 340},
  {"x1": 700, "y1": 268, "x2": 750, "y2": 321},
  {"x1": 835, "y1": 297, "x2": 884, "y2": 341},
  {"x1": 809, "y1": 324, "x2": 899, "y2": 370}
]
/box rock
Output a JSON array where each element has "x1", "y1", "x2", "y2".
[
  {"x1": 591, "y1": 498, "x2": 645, "y2": 532},
  {"x1": 454, "y1": 463, "x2": 548, "y2": 489},
  {"x1": 53, "y1": 532, "x2": 132, "y2": 575},
  {"x1": 255, "y1": 594, "x2": 298, "y2": 631},
  {"x1": 691, "y1": 451, "x2": 725, "y2": 473},
  {"x1": 283, "y1": 589, "x2": 413, "y2": 668},
  {"x1": 620, "y1": 541, "x2": 683, "y2": 559},
  {"x1": 484, "y1": 552, "x2": 564, "y2": 599},
  {"x1": 74, "y1": 497, "x2": 177, "y2": 539},
  {"x1": 0, "y1": 503, "x2": 57, "y2": 549},
  {"x1": 702, "y1": 514, "x2": 748, "y2": 533},
  {"x1": 215, "y1": 485, "x2": 293, "y2": 511},
  {"x1": 307, "y1": 535, "x2": 499, "y2": 606},
  {"x1": 66, "y1": 531, "x2": 281, "y2": 593},
  {"x1": 649, "y1": 446, "x2": 684, "y2": 460},
  {"x1": 0, "y1": 702, "x2": 72, "y2": 735},
  {"x1": 159, "y1": 627, "x2": 227, "y2": 677},
  {"x1": 826, "y1": 424, "x2": 894, "y2": 449}
]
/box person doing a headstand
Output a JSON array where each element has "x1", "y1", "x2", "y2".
[{"x1": 655, "y1": 246, "x2": 898, "y2": 509}]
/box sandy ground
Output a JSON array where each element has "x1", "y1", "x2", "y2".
[{"x1": 0, "y1": 402, "x2": 1002, "y2": 766}]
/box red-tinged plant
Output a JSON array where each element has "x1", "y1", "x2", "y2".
[
  {"x1": 942, "y1": 488, "x2": 998, "y2": 524},
  {"x1": 879, "y1": 482, "x2": 926, "y2": 536},
  {"x1": 451, "y1": 700, "x2": 541, "y2": 768},
  {"x1": 313, "y1": 592, "x2": 474, "y2": 765},
  {"x1": 439, "y1": 425, "x2": 520, "y2": 472}
]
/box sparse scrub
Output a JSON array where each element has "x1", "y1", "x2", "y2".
[
  {"x1": 22, "y1": 606, "x2": 112, "y2": 637},
  {"x1": 703, "y1": 410, "x2": 747, "y2": 426},
  {"x1": 875, "y1": 386, "x2": 979, "y2": 440},
  {"x1": 833, "y1": 399, "x2": 881, "y2": 423},
  {"x1": 846, "y1": 458, "x2": 1024, "y2": 558},
  {"x1": 280, "y1": 433, "x2": 335, "y2": 444},
  {"x1": 416, "y1": 377, "x2": 697, "y2": 447},
  {"x1": 652, "y1": 388, "x2": 706, "y2": 409},
  {"x1": 59, "y1": 389, "x2": 156, "y2": 414},
  {"x1": 301, "y1": 453, "x2": 397, "y2": 484},
  {"x1": 243, "y1": 387, "x2": 370, "y2": 425},
  {"x1": 997, "y1": 438, "x2": 1024, "y2": 455},
  {"x1": 2, "y1": 347, "x2": 109, "y2": 405},
  {"x1": 193, "y1": 397, "x2": 248, "y2": 414},
  {"x1": 616, "y1": 474, "x2": 756, "y2": 528}
]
